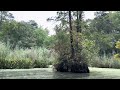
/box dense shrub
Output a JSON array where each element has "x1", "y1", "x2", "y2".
[
  {"x1": 34, "y1": 60, "x2": 48, "y2": 68},
  {"x1": 7, "y1": 59, "x2": 34, "y2": 69}
]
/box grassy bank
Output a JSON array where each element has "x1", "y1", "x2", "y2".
[
  {"x1": 89, "y1": 55, "x2": 120, "y2": 69},
  {"x1": 0, "y1": 42, "x2": 55, "y2": 69}
]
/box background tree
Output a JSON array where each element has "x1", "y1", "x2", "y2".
[{"x1": 0, "y1": 12, "x2": 50, "y2": 49}]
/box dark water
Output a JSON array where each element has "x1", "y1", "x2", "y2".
[{"x1": 0, "y1": 67, "x2": 120, "y2": 79}]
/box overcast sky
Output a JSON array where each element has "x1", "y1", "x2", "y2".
[{"x1": 10, "y1": 11, "x2": 95, "y2": 35}]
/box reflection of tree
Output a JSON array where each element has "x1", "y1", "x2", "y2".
[{"x1": 52, "y1": 70, "x2": 90, "y2": 79}]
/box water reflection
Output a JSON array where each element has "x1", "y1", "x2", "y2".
[
  {"x1": 1, "y1": 68, "x2": 116, "y2": 79},
  {"x1": 52, "y1": 71, "x2": 90, "y2": 79}
]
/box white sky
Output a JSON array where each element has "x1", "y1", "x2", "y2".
[{"x1": 10, "y1": 11, "x2": 95, "y2": 35}]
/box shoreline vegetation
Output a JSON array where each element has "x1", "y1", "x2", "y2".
[
  {"x1": 0, "y1": 41, "x2": 120, "y2": 69},
  {"x1": 0, "y1": 42, "x2": 55, "y2": 69}
]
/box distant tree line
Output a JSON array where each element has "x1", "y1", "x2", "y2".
[{"x1": 0, "y1": 11, "x2": 54, "y2": 49}]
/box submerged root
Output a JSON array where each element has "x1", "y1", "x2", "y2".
[
  {"x1": 54, "y1": 60, "x2": 69, "y2": 72},
  {"x1": 70, "y1": 61, "x2": 89, "y2": 73},
  {"x1": 54, "y1": 60, "x2": 89, "y2": 73}
]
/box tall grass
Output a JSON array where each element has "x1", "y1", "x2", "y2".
[
  {"x1": 2, "y1": 41, "x2": 120, "y2": 69},
  {"x1": 89, "y1": 55, "x2": 120, "y2": 69},
  {"x1": 0, "y1": 42, "x2": 55, "y2": 69}
]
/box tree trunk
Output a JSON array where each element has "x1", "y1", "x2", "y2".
[
  {"x1": 0, "y1": 11, "x2": 3, "y2": 30},
  {"x1": 76, "y1": 11, "x2": 82, "y2": 56},
  {"x1": 70, "y1": 11, "x2": 89, "y2": 73},
  {"x1": 69, "y1": 11, "x2": 75, "y2": 59},
  {"x1": 76, "y1": 11, "x2": 79, "y2": 51}
]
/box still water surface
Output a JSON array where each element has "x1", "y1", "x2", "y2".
[{"x1": 0, "y1": 67, "x2": 120, "y2": 79}]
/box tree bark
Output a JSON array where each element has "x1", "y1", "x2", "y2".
[
  {"x1": 76, "y1": 11, "x2": 79, "y2": 50},
  {"x1": 76, "y1": 11, "x2": 83, "y2": 55},
  {"x1": 69, "y1": 11, "x2": 75, "y2": 59}
]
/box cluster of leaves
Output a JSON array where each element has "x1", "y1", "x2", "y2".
[
  {"x1": 114, "y1": 41, "x2": 120, "y2": 60},
  {"x1": 83, "y1": 11, "x2": 120, "y2": 58}
]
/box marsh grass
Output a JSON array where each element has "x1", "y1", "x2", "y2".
[
  {"x1": 0, "y1": 42, "x2": 55, "y2": 69},
  {"x1": 89, "y1": 55, "x2": 120, "y2": 69}
]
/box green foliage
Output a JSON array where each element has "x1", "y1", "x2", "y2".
[
  {"x1": 0, "y1": 19, "x2": 50, "y2": 49},
  {"x1": 0, "y1": 20, "x2": 36, "y2": 48},
  {"x1": 34, "y1": 27, "x2": 49, "y2": 47},
  {"x1": 43, "y1": 35, "x2": 56, "y2": 48},
  {"x1": 54, "y1": 30, "x2": 71, "y2": 59},
  {"x1": 34, "y1": 60, "x2": 48, "y2": 68},
  {"x1": 115, "y1": 41, "x2": 120, "y2": 49},
  {"x1": 114, "y1": 40, "x2": 120, "y2": 61},
  {"x1": 83, "y1": 11, "x2": 120, "y2": 57},
  {"x1": 0, "y1": 11, "x2": 14, "y2": 23},
  {"x1": 5, "y1": 58, "x2": 34, "y2": 69}
]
